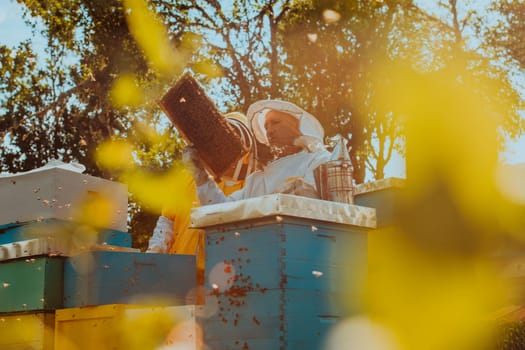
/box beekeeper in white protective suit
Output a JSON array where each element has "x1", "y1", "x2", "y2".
[{"x1": 186, "y1": 100, "x2": 331, "y2": 204}]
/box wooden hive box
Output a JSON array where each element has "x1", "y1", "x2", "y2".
[
  {"x1": 354, "y1": 177, "x2": 405, "y2": 227},
  {"x1": 0, "y1": 312, "x2": 55, "y2": 350},
  {"x1": 0, "y1": 167, "x2": 128, "y2": 232},
  {"x1": 191, "y1": 194, "x2": 375, "y2": 349},
  {"x1": 158, "y1": 73, "x2": 247, "y2": 179},
  {"x1": 63, "y1": 251, "x2": 197, "y2": 307},
  {"x1": 0, "y1": 256, "x2": 64, "y2": 313},
  {"x1": 54, "y1": 304, "x2": 199, "y2": 350},
  {"x1": 202, "y1": 217, "x2": 368, "y2": 292},
  {"x1": 199, "y1": 218, "x2": 367, "y2": 350},
  {"x1": 0, "y1": 219, "x2": 131, "y2": 249},
  {"x1": 200, "y1": 288, "x2": 342, "y2": 350}
]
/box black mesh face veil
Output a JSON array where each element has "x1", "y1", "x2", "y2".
[
  {"x1": 227, "y1": 118, "x2": 254, "y2": 152},
  {"x1": 226, "y1": 117, "x2": 258, "y2": 181}
]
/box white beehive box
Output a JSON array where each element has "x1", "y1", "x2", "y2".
[{"x1": 0, "y1": 163, "x2": 128, "y2": 232}]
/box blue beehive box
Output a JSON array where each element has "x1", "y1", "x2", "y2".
[
  {"x1": 201, "y1": 288, "x2": 342, "y2": 350},
  {"x1": 354, "y1": 177, "x2": 405, "y2": 227},
  {"x1": 0, "y1": 219, "x2": 131, "y2": 247},
  {"x1": 191, "y1": 194, "x2": 376, "y2": 350},
  {"x1": 0, "y1": 256, "x2": 64, "y2": 312},
  {"x1": 63, "y1": 251, "x2": 197, "y2": 307}
]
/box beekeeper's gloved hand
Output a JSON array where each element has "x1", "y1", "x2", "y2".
[{"x1": 182, "y1": 145, "x2": 211, "y2": 186}]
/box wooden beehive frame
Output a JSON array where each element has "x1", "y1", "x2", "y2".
[{"x1": 158, "y1": 73, "x2": 247, "y2": 179}]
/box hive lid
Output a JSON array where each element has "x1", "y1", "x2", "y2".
[
  {"x1": 191, "y1": 193, "x2": 376, "y2": 229},
  {"x1": 0, "y1": 163, "x2": 128, "y2": 231},
  {"x1": 354, "y1": 177, "x2": 406, "y2": 195}
]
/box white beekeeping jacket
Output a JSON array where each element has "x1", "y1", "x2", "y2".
[{"x1": 197, "y1": 149, "x2": 331, "y2": 205}]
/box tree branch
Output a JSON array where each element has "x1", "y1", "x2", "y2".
[{"x1": 34, "y1": 76, "x2": 96, "y2": 119}]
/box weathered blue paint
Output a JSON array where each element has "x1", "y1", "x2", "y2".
[
  {"x1": 0, "y1": 218, "x2": 131, "y2": 247},
  {"x1": 63, "y1": 251, "x2": 196, "y2": 307},
  {"x1": 205, "y1": 338, "x2": 282, "y2": 350},
  {"x1": 199, "y1": 216, "x2": 369, "y2": 349}
]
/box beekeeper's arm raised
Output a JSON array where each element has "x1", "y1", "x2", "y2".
[{"x1": 189, "y1": 100, "x2": 331, "y2": 205}]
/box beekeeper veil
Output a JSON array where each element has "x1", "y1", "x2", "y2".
[
  {"x1": 224, "y1": 112, "x2": 257, "y2": 181},
  {"x1": 246, "y1": 100, "x2": 325, "y2": 152}
]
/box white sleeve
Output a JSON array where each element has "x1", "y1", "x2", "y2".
[
  {"x1": 305, "y1": 150, "x2": 331, "y2": 186},
  {"x1": 147, "y1": 216, "x2": 174, "y2": 253},
  {"x1": 196, "y1": 179, "x2": 247, "y2": 205}
]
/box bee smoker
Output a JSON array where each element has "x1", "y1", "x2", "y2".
[{"x1": 314, "y1": 136, "x2": 355, "y2": 204}]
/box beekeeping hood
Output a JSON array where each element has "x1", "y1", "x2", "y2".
[{"x1": 247, "y1": 100, "x2": 325, "y2": 152}]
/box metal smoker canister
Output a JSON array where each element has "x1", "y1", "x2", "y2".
[{"x1": 314, "y1": 159, "x2": 354, "y2": 204}]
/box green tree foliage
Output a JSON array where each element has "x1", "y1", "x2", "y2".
[
  {"x1": 1, "y1": 0, "x2": 152, "y2": 176},
  {"x1": 279, "y1": 0, "x2": 408, "y2": 182},
  {"x1": 1, "y1": 0, "x2": 523, "y2": 250},
  {"x1": 0, "y1": 42, "x2": 56, "y2": 171},
  {"x1": 487, "y1": 0, "x2": 525, "y2": 69},
  {"x1": 156, "y1": 0, "x2": 408, "y2": 182},
  {"x1": 280, "y1": 0, "x2": 524, "y2": 181},
  {"x1": 1, "y1": 0, "x2": 184, "y2": 248},
  {"x1": 435, "y1": 0, "x2": 525, "y2": 143},
  {"x1": 155, "y1": 0, "x2": 294, "y2": 110}
]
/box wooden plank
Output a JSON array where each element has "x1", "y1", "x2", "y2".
[
  {"x1": 205, "y1": 220, "x2": 367, "y2": 291},
  {"x1": 205, "y1": 226, "x2": 282, "y2": 291},
  {"x1": 0, "y1": 219, "x2": 131, "y2": 247},
  {"x1": 55, "y1": 304, "x2": 197, "y2": 350},
  {"x1": 200, "y1": 290, "x2": 282, "y2": 343},
  {"x1": 0, "y1": 257, "x2": 64, "y2": 312},
  {"x1": 205, "y1": 338, "x2": 281, "y2": 350},
  {"x1": 63, "y1": 251, "x2": 196, "y2": 307},
  {"x1": 283, "y1": 289, "x2": 343, "y2": 317},
  {"x1": 0, "y1": 312, "x2": 54, "y2": 350},
  {"x1": 200, "y1": 289, "x2": 344, "y2": 348},
  {"x1": 201, "y1": 215, "x2": 370, "y2": 348}
]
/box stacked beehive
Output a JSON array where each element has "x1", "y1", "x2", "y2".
[
  {"x1": 191, "y1": 194, "x2": 377, "y2": 349},
  {"x1": 0, "y1": 164, "x2": 198, "y2": 349},
  {"x1": 354, "y1": 177, "x2": 405, "y2": 228}
]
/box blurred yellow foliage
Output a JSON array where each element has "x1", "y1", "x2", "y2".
[
  {"x1": 180, "y1": 32, "x2": 203, "y2": 52},
  {"x1": 366, "y1": 227, "x2": 506, "y2": 350},
  {"x1": 124, "y1": 0, "x2": 175, "y2": 74},
  {"x1": 110, "y1": 74, "x2": 144, "y2": 108},
  {"x1": 132, "y1": 121, "x2": 169, "y2": 147},
  {"x1": 193, "y1": 60, "x2": 223, "y2": 79},
  {"x1": 117, "y1": 308, "x2": 175, "y2": 350},
  {"x1": 122, "y1": 166, "x2": 195, "y2": 216},
  {"x1": 73, "y1": 192, "x2": 116, "y2": 230},
  {"x1": 95, "y1": 139, "x2": 135, "y2": 171},
  {"x1": 0, "y1": 314, "x2": 53, "y2": 349},
  {"x1": 54, "y1": 305, "x2": 197, "y2": 349},
  {"x1": 95, "y1": 129, "x2": 194, "y2": 218},
  {"x1": 100, "y1": 0, "x2": 199, "y2": 220},
  {"x1": 338, "y1": 57, "x2": 525, "y2": 350},
  {"x1": 123, "y1": 0, "x2": 180, "y2": 75}
]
